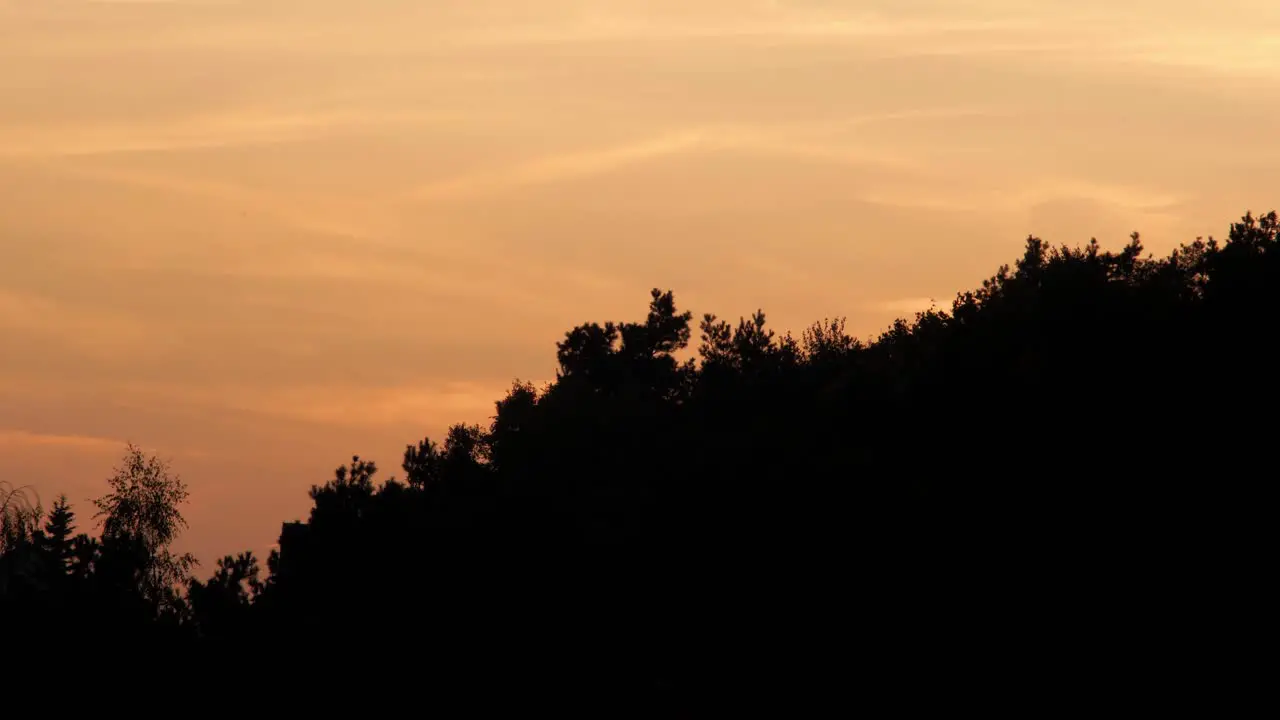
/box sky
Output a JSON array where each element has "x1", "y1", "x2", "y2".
[{"x1": 2, "y1": 0, "x2": 1279, "y2": 563}]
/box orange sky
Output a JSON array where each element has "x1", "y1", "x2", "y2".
[{"x1": 2, "y1": 1, "x2": 1278, "y2": 564}]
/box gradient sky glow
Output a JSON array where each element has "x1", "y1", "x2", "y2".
[{"x1": 3, "y1": 0, "x2": 1279, "y2": 561}]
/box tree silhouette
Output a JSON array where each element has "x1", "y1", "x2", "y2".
[
  {"x1": 0, "y1": 481, "x2": 40, "y2": 554},
  {"x1": 92, "y1": 444, "x2": 196, "y2": 616},
  {"x1": 4, "y1": 209, "x2": 1276, "y2": 705},
  {"x1": 0, "y1": 482, "x2": 41, "y2": 600},
  {"x1": 186, "y1": 551, "x2": 262, "y2": 643},
  {"x1": 40, "y1": 495, "x2": 76, "y2": 574}
]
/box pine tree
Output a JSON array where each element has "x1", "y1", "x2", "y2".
[{"x1": 41, "y1": 495, "x2": 77, "y2": 574}]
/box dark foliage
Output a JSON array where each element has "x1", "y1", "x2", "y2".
[{"x1": 3, "y1": 212, "x2": 1275, "y2": 707}]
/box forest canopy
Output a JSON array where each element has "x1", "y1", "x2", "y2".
[{"x1": 4, "y1": 211, "x2": 1275, "y2": 703}]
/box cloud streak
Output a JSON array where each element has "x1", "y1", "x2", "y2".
[
  {"x1": 113, "y1": 380, "x2": 509, "y2": 430},
  {"x1": 0, "y1": 429, "x2": 119, "y2": 452},
  {"x1": 0, "y1": 288, "x2": 152, "y2": 360},
  {"x1": 399, "y1": 117, "x2": 955, "y2": 203},
  {"x1": 402, "y1": 132, "x2": 709, "y2": 203}
]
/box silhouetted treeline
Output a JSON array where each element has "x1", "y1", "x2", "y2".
[{"x1": 4, "y1": 211, "x2": 1275, "y2": 707}]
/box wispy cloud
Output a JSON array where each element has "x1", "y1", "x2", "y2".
[
  {"x1": 13, "y1": 160, "x2": 390, "y2": 243},
  {"x1": 399, "y1": 121, "x2": 938, "y2": 203},
  {"x1": 1116, "y1": 35, "x2": 1280, "y2": 77},
  {"x1": 0, "y1": 429, "x2": 119, "y2": 451},
  {"x1": 0, "y1": 108, "x2": 450, "y2": 159},
  {"x1": 866, "y1": 297, "x2": 943, "y2": 316},
  {"x1": 850, "y1": 176, "x2": 1187, "y2": 217},
  {"x1": 436, "y1": 6, "x2": 1043, "y2": 48},
  {"x1": 402, "y1": 132, "x2": 708, "y2": 202},
  {"x1": 117, "y1": 380, "x2": 508, "y2": 430},
  {"x1": 0, "y1": 288, "x2": 150, "y2": 360}
]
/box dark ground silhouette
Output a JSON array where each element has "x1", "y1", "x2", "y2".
[{"x1": 3, "y1": 211, "x2": 1274, "y2": 708}]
